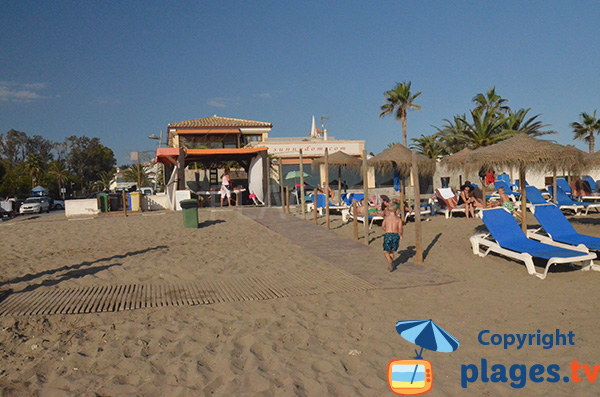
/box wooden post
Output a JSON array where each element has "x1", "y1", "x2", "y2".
[
  {"x1": 520, "y1": 167, "x2": 527, "y2": 233},
  {"x1": 352, "y1": 199, "x2": 358, "y2": 241},
  {"x1": 325, "y1": 148, "x2": 330, "y2": 230},
  {"x1": 136, "y1": 152, "x2": 142, "y2": 193},
  {"x1": 122, "y1": 190, "x2": 128, "y2": 217},
  {"x1": 278, "y1": 158, "x2": 284, "y2": 212},
  {"x1": 553, "y1": 168, "x2": 558, "y2": 204},
  {"x1": 362, "y1": 149, "x2": 369, "y2": 245},
  {"x1": 236, "y1": 191, "x2": 240, "y2": 207},
  {"x1": 412, "y1": 150, "x2": 423, "y2": 264},
  {"x1": 338, "y1": 167, "x2": 342, "y2": 205},
  {"x1": 313, "y1": 188, "x2": 318, "y2": 224},
  {"x1": 285, "y1": 186, "x2": 290, "y2": 214},
  {"x1": 399, "y1": 177, "x2": 405, "y2": 223},
  {"x1": 299, "y1": 149, "x2": 305, "y2": 219},
  {"x1": 266, "y1": 156, "x2": 271, "y2": 207}
]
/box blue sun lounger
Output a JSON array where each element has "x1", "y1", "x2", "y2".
[
  {"x1": 528, "y1": 204, "x2": 600, "y2": 252},
  {"x1": 548, "y1": 186, "x2": 600, "y2": 215},
  {"x1": 469, "y1": 208, "x2": 597, "y2": 279}
]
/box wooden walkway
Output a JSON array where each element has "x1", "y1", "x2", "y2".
[
  {"x1": 0, "y1": 268, "x2": 375, "y2": 316},
  {"x1": 241, "y1": 207, "x2": 456, "y2": 290}
]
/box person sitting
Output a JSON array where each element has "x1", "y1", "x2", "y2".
[
  {"x1": 498, "y1": 186, "x2": 521, "y2": 219},
  {"x1": 458, "y1": 184, "x2": 476, "y2": 219}
]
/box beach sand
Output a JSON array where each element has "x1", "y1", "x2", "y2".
[{"x1": 1, "y1": 207, "x2": 600, "y2": 395}]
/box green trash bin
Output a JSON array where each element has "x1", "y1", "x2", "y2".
[
  {"x1": 180, "y1": 199, "x2": 199, "y2": 229},
  {"x1": 99, "y1": 193, "x2": 109, "y2": 213}
]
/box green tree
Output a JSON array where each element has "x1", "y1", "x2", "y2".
[
  {"x1": 456, "y1": 110, "x2": 513, "y2": 149},
  {"x1": 0, "y1": 129, "x2": 28, "y2": 165},
  {"x1": 472, "y1": 87, "x2": 510, "y2": 117},
  {"x1": 65, "y1": 136, "x2": 116, "y2": 191},
  {"x1": 123, "y1": 164, "x2": 150, "y2": 188},
  {"x1": 434, "y1": 115, "x2": 469, "y2": 154},
  {"x1": 379, "y1": 81, "x2": 422, "y2": 146},
  {"x1": 48, "y1": 160, "x2": 70, "y2": 196},
  {"x1": 25, "y1": 153, "x2": 44, "y2": 187},
  {"x1": 410, "y1": 134, "x2": 445, "y2": 159},
  {"x1": 503, "y1": 108, "x2": 556, "y2": 137},
  {"x1": 571, "y1": 110, "x2": 600, "y2": 153}
]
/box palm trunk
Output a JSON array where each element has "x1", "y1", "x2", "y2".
[
  {"x1": 402, "y1": 113, "x2": 407, "y2": 147},
  {"x1": 590, "y1": 134, "x2": 595, "y2": 154}
]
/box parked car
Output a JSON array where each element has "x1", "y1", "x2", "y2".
[
  {"x1": 53, "y1": 199, "x2": 65, "y2": 210},
  {"x1": 140, "y1": 187, "x2": 154, "y2": 195},
  {"x1": 19, "y1": 197, "x2": 51, "y2": 214}
]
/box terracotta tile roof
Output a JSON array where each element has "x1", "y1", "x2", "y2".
[{"x1": 168, "y1": 115, "x2": 272, "y2": 129}]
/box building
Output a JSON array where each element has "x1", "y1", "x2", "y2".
[{"x1": 167, "y1": 115, "x2": 272, "y2": 149}]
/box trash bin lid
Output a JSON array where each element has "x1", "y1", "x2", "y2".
[{"x1": 179, "y1": 199, "x2": 198, "y2": 209}]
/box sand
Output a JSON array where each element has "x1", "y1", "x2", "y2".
[{"x1": 1, "y1": 207, "x2": 600, "y2": 396}]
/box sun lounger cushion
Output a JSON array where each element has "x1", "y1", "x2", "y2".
[{"x1": 532, "y1": 205, "x2": 600, "y2": 250}]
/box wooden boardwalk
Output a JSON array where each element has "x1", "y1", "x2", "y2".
[
  {"x1": 241, "y1": 207, "x2": 456, "y2": 290},
  {"x1": 0, "y1": 268, "x2": 375, "y2": 317}
]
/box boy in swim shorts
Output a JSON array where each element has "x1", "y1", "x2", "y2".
[{"x1": 382, "y1": 203, "x2": 403, "y2": 272}]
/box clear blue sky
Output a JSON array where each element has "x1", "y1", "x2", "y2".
[{"x1": 1, "y1": 1, "x2": 599, "y2": 165}]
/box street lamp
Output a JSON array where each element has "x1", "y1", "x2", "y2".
[{"x1": 148, "y1": 130, "x2": 164, "y2": 148}]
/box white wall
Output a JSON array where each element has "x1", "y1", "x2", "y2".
[
  {"x1": 65, "y1": 199, "x2": 99, "y2": 217},
  {"x1": 142, "y1": 194, "x2": 169, "y2": 211}
]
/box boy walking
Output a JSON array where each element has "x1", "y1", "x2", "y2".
[{"x1": 382, "y1": 203, "x2": 403, "y2": 272}]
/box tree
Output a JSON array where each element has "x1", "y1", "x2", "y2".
[
  {"x1": 0, "y1": 129, "x2": 28, "y2": 166},
  {"x1": 571, "y1": 110, "x2": 600, "y2": 153},
  {"x1": 434, "y1": 115, "x2": 469, "y2": 155},
  {"x1": 456, "y1": 110, "x2": 513, "y2": 149},
  {"x1": 48, "y1": 160, "x2": 69, "y2": 196},
  {"x1": 503, "y1": 108, "x2": 557, "y2": 137},
  {"x1": 472, "y1": 87, "x2": 510, "y2": 117},
  {"x1": 65, "y1": 136, "x2": 116, "y2": 191},
  {"x1": 410, "y1": 134, "x2": 445, "y2": 159},
  {"x1": 123, "y1": 163, "x2": 150, "y2": 188},
  {"x1": 379, "y1": 81, "x2": 422, "y2": 146},
  {"x1": 25, "y1": 153, "x2": 44, "y2": 187}
]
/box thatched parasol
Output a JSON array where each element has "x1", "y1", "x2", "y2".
[
  {"x1": 312, "y1": 151, "x2": 362, "y2": 204},
  {"x1": 586, "y1": 150, "x2": 600, "y2": 165},
  {"x1": 441, "y1": 147, "x2": 472, "y2": 172},
  {"x1": 465, "y1": 134, "x2": 587, "y2": 232},
  {"x1": 368, "y1": 144, "x2": 435, "y2": 264},
  {"x1": 368, "y1": 144, "x2": 436, "y2": 177}
]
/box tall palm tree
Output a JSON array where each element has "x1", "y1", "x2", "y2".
[
  {"x1": 434, "y1": 115, "x2": 469, "y2": 154},
  {"x1": 48, "y1": 160, "x2": 69, "y2": 196},
  {"x1": 571, "y1": 110, "x2": 600, "y2": 153},
  {"x1": 25, "y1": 153, "x2": 44, "y2": 188},
  {"x1": 472, "y1": 87, "x2": 510, "y2": 117},
  {"x1": 379, "y1": 81, "x2": 422, "y2": 146}
]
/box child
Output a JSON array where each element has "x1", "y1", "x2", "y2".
[
  {"x1": 382, "y1": 203, "x2": 404, "y2": 272},
  {"x1": 499, "y1": 187, "x2": 521, "y2": 219}
]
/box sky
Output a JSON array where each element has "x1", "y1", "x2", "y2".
[{"x1": 1, "y1": 1, "x2": 599, "y2": 165}]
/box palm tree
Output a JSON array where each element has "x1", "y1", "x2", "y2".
[
  {"x1": 96, "y1": 170, "x2": 114, "y2": 190},
  {"x1": 472, "y1": 87, "x2": 510, "y2": 117},
  {"x1": 503, "y1": 108, "x2": 557, "y2": 137},
  {"x1": 434, "y1": 115, "x2": 469, "y2": 154},
  {"x1": 410, "y1": 134, "x2": 445, "y2": 159},
  {"x1": 25, "y1": 153, "x2": 44, "y2": 188},
  {"x1": 379, "y1": 81, "x2": 422, "y2": 146},
  {"x1": 123, "y1": 163, "x2": 150, "y2": 187},
  {"x1": 571, "y1": 110, "x2": 600, "y2": 153},
  {"x1": 457, "y1": 110, "x2": 513, "y2": 149},
  {"x1": 48, "y1": 160, "x2": 69, "y2": 196}
]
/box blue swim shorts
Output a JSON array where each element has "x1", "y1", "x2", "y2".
[{"x1": 383, "y1": 232, "x2": 400, "y2": 252}]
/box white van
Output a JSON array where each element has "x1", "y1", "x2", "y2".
[{"x1": 140, "y1": 187, "x2": 154, "y2": 195}]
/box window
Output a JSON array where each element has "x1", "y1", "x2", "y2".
[{"x1": 243, "y1": 135, "x2": 262, "y2": 145}]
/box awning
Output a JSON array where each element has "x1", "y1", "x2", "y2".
[{"x1": 156, "y1": 147, "x2": 269, "y2": 165}]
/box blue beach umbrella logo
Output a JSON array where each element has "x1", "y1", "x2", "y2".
[{"x1": 388, "y1": 320, "x2": 459, "y2": 395}]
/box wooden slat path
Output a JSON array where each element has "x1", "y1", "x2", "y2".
[{"x1": 0, "y1": 268, "x2": 375, "y2": 317}]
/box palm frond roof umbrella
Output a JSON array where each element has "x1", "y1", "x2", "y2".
[
  {"x1": 312, "y1": 151, "x2": 362, "y2": 205},
  {"x1": 367, "y1": 144, "x2": 436, "y2": 176},
  {"x1": 586, "y1": 150, "x2": 600, "y2": 165},
  {"x1": 441, "y1": 147, "x2": 472, "y2": 172},
  {"x1": 464, "y1": 134, "x2": 587, "y2": 232},
  {"x1": 311, "y1": 150, "x2": 362, "y2": 169}
]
